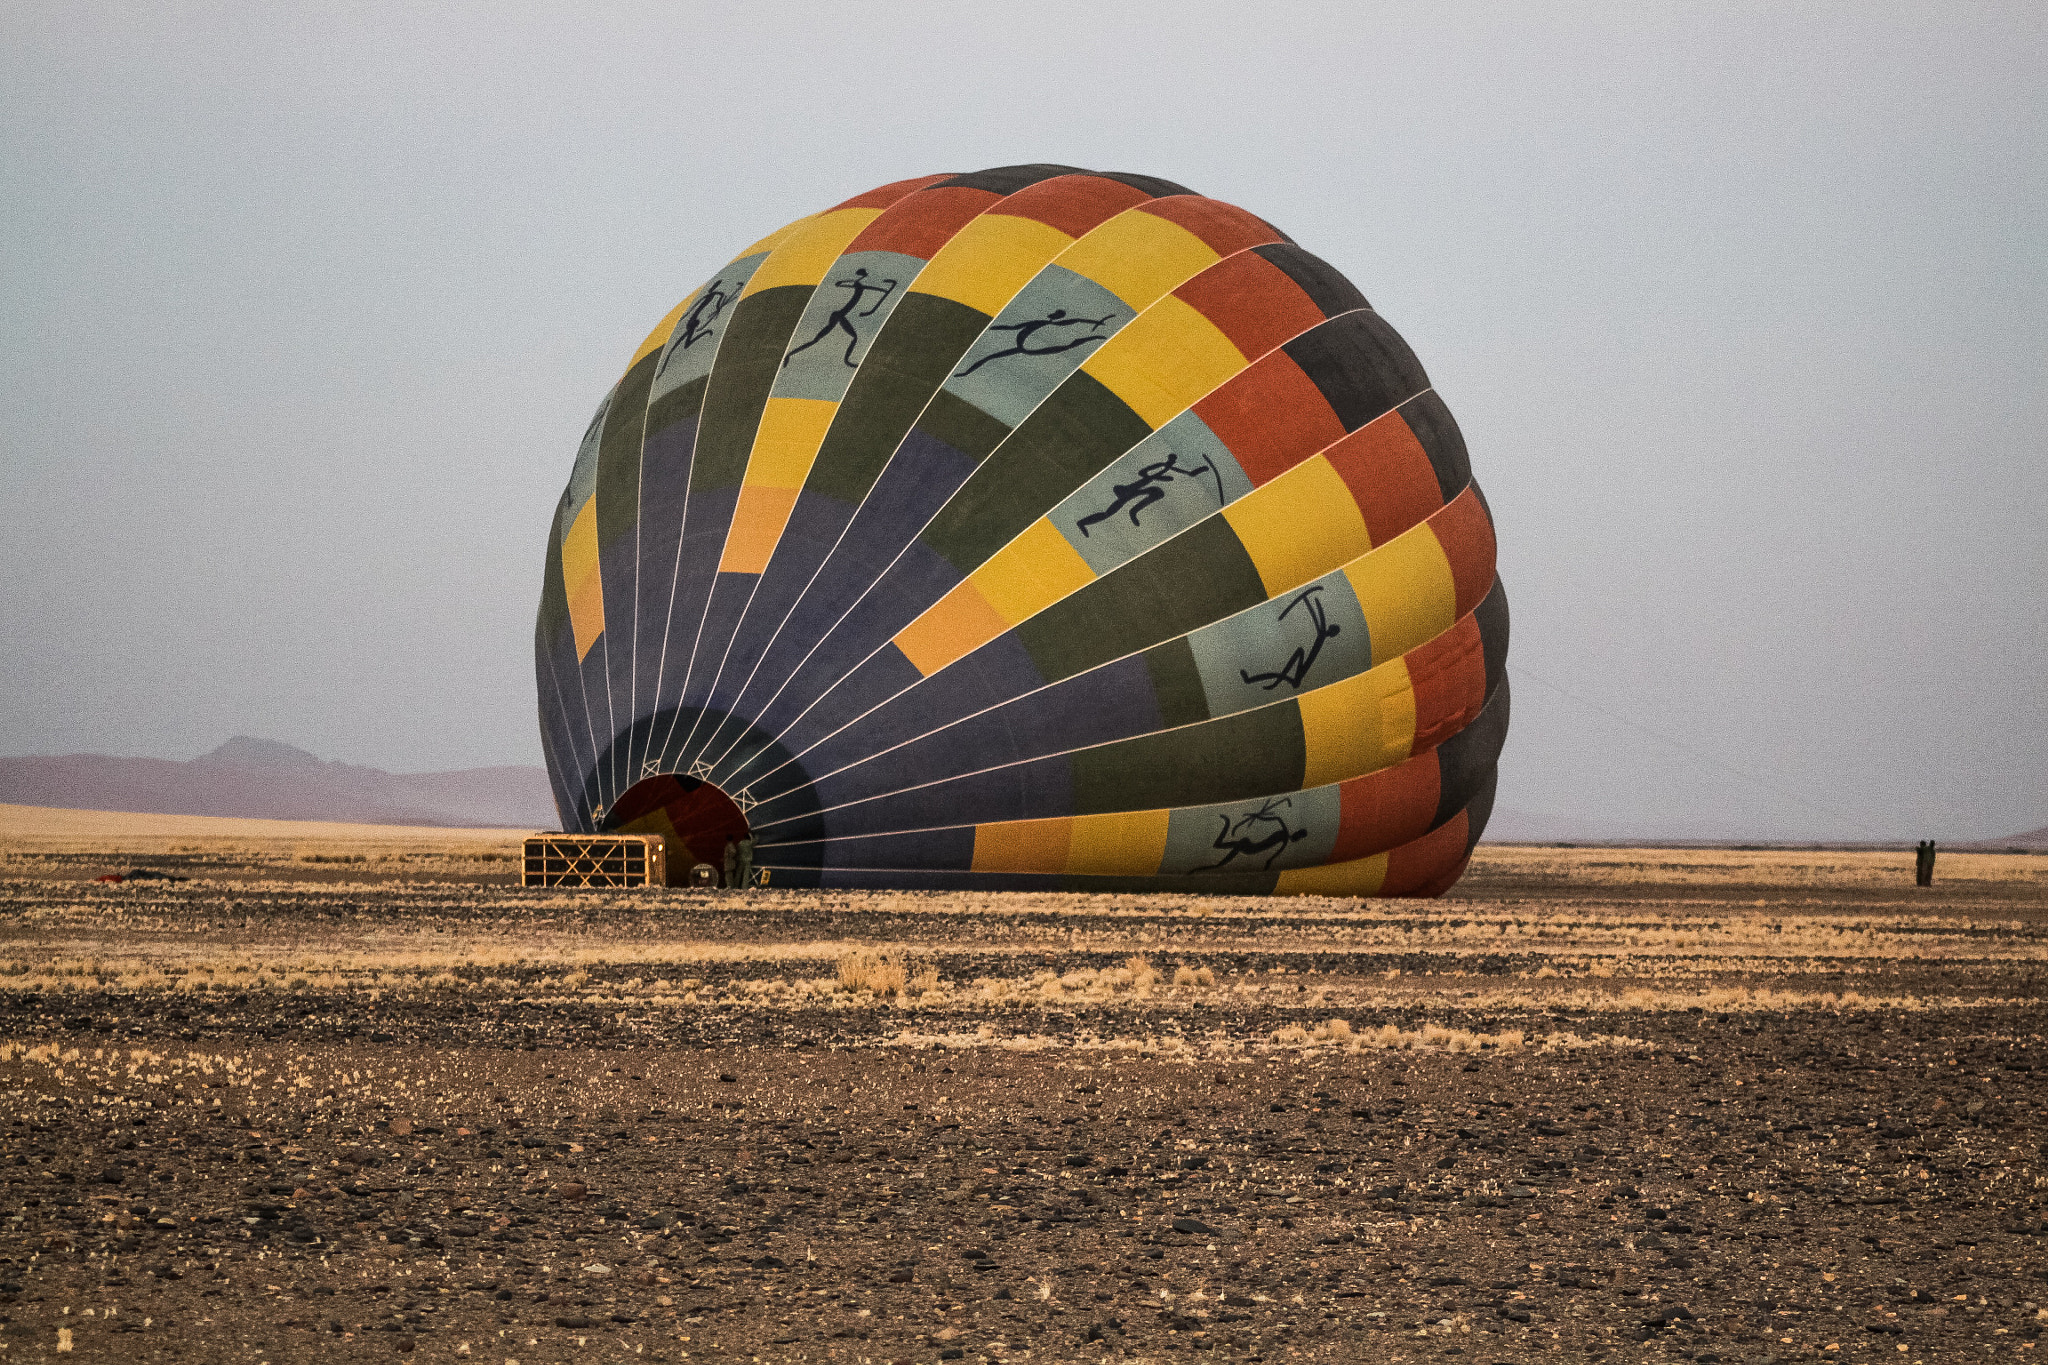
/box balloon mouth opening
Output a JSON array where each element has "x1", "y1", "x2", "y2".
[{"x1": 601, "y1": 773, "x2": 750, "y2": 885}]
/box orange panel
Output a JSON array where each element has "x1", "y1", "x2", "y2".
[
  {"x1": 893, "y1": 580, "x2": 1010, "y2": 677},
  {"x1": 719, "y1": 486, "x2": 801, "y2": 575},
  {"x1": 566, "y1": 567, "x2": 605, "y2": 662},
  {"x1": 972, "y1": 818, "x2": 1073, "y2": 874}
]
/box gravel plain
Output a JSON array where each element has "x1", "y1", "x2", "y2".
[{"x1": 0, "y1": 832, "x2": 2043, "y2": 1365}]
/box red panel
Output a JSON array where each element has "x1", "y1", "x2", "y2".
[
  {"x1": 1427, "y1": 486, "x2": 1498, "y2": 618},
  {"x1": 1404, "y1": 614, "x2": 1488, "y2": 754},
  {"x1": 1140, "y1": 195, "x2": 1287, "y2": 256},
  {"x1": 997, "y1": 174, "x2": 1156, "y2": 239},
  {"x1": 1173, "y1": 252, "x2": 1325, "y2": 362},
  {"x1": 1380, "y1": 813, "x2": 1470, "y2": 898},
  {"x1": 1323, "y1": 410, "x2": 1444, "y2": 545},
  {"x1": 1193, "y1": 353, "x2": 1346, "y2": 487},
  {"x1": 830, "y1": 173, "x2": 952, "y2": 211},
  {"x1": 849, "y1": 187, "x2": 1002, "y2": 259},
  {"x1": 1328, "y1": 751, "x2": 1442, "y2": 862}
]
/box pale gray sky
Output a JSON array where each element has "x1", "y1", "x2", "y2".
[{"x1": 5, "y1": 2, "x2": 2043, "y2": 840}]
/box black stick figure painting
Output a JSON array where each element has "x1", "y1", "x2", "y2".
[
  {"x1": 953, "y1": 309, "x2": 1116, "y2": 378},
  {"x1": 1239, "y1": 585, "x2": 1342, "y2": 692},
  {"x1": 783, "y1": 269, "x2": 900, "y2": 369},
  {"x1": 659, "y1": 278, "x2": 738, "y2": 374},
  {"x1": 1196, "y1": 797, "x2": 1310, "y2": 872},
  {"x1": 1073, "y1": 451, "x2": 1222, "y2": 537}
]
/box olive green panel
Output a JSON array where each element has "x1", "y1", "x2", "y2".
[
  {"x1": 1015, "y1": 517, "x2": 1268, "y2": 682},
  {"x1": 807, "y1": 296, "x2": 992, "y2": 505},
  {"x1": 690, "y1": 286, "x2": 813, "y2": 493},
  {"x1": 1069, "y1": 700, "x2": 1306, "y2": 814},
  {"x1": 922, "y1": 371, "x2": 1152, "y2": 572},
  {"x1": 643, "y1": 374, "x2": 708, "y2": 448},
  {"x1": 916, "y1": 388, "x2": 1015, "y2": 465},
  {"x1": 594, "y1": 351, "x2": 658, "y2": 550},
  {"x1": 1142, "y1": 637, "x2": 1210, "y2": 728}
]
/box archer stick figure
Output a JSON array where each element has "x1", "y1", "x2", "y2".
[
  {"x1": 1073, "y1": 451, "x2": 1215, "y2": 537},
  {"x1": 783, "y1": 269, "x2": 899, "y2": 369},
  {"x1": 1196, "y1": 797, "x2": 1310, "y2": 872},
  {"x1": 1239, "y1": 586, "x2": 1342, "y2": 692},
  {"x1": 953, "y1": 309, "x2": 1116, "y2": 378}
]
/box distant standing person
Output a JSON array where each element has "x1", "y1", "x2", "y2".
[
  {"x1": 722, "y1": 840, "x2": 738, "y2": 890},
  {"x1": 1915, "y1": 839, "x2": 1936, "y2": 887},
  {"x1": 735, "y1": 836, "x2": 755, "y2": 889}
]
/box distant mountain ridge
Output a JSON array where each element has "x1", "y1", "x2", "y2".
[{"x1": 0, "y1": 738, "x2": 557, "y2": 829}]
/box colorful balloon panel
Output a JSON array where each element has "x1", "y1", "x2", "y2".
[{"x1": 536, "y1": 166, "x2": 1508, "y2": 896}]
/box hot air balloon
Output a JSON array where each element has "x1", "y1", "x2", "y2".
[{"x1": 536, "y1": 164, "x2": 1507, "y2": 896}]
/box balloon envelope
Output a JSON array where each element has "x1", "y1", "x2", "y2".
[{"x1": 536, "y1": 165, "x2": 1507, "y2": 895}]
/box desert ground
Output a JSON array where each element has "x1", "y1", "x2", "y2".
[{"x1": 0, "y1": 806, "x2": 2043, "y2": 1365}]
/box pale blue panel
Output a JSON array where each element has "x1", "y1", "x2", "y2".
[
  {"x1": 1049, "y1": 410, "x2": 1253, "y2": 575},
  {"x1": 647, "y1": 252, "x2": 773, "y2": 404},
  {"x1": 558, "y1": 388, "x2": 613, "y2": 537},
  {"x1": 1188, "y1": 570, "x2": 1373, "y2": 719},
  {"x1": 944, "y1": 266, "x2": 1129, "y2": 429},
  {"x1": 1161, "y1": 787, "x2": 1341, "y2": 876},
  {"x1": 771, "y1": 250, "x2": 927, "y2": 402}
]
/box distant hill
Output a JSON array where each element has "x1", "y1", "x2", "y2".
[
  {"x1": 1957, "y1": 824, "x2": 2048, "y2": 852},
  {"x1": 0, "y1": 738, "x2": 557, "y2": 829}
]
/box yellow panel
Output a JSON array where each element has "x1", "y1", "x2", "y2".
[
  {"x1": 1276, "y1": 853, "x2": 1390, "y2": 897},
  {"x1": 1054, "y1": 209, "x2": 1221, "y2": 310},
  {"x1": 1296, "y1": 656, "x2": 1416, "y2": 789},
  {"x1": 746, "y1": 398, "x2": 839, "y2": 488},
  {"x1": 910, "y1": 214, "x2": 1076, "y2": 316},
  {"x1": 1066, "y1": 809, "x2": 1170, "y2": 876},
  {"x1": 560, "y1": 499, "x2": 601, "y2": 594},
  {"x1": 741, "y1": 208, "x2": 884, "y2": 297},
  {"x1": 1080, "y1": 295, "x2": 1247, "y2": 429},
  {"x1": 970, "y1": 519, "x2": 1097, "y2": 626},
  {"x1": 567, "y1": 561, "x2": 605, "y2": 663},
  {"x1": 627, "y1": 291, "x2": 695, "y2": 370},
  {"x1": 718, "y1": 485, "x2": 800, "y2": 575},
  {"x1": 1222, "y1": 455, "x2": 1374, "y2": 597},
  {"x1": 730, "y1": 214, "x2": 816, "y2": 263},
  {"x1": 893, "y1": 580, "x2": 1011, "y2": 677},
  {"x1": 1344, "y1": 522, "x2": 1458, "y2": 667},
  {"x1": 972, "y1": 818, "x2": 1072, "y2": 874}
]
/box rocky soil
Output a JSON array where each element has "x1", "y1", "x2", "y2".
[{"x1": 0, "y1": 846, "x2": 2042, "y2": 1364}]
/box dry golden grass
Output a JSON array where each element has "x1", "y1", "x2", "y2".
[
  {"x1": 0, "y1": 802, "x2": 521, "y2": 849},
  {"x1": 1, "y1": 824, "x2": 2042, "y2": 1050},
  {"x1": 0, "y1": 802, "x2": 523, "y2": 879}
]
